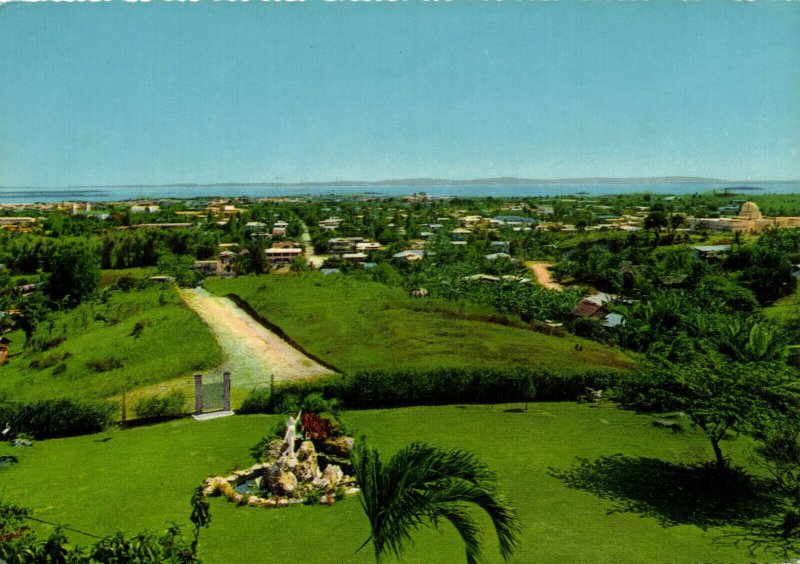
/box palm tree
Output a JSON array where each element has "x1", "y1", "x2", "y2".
[{"x1": 350, "y1": 440, "x2": 521, "y2": 564}]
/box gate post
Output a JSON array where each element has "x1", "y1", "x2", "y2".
[
  {"x1": 194, "y1": 373, "x2": 203, "y2": 415},
  {"x1": 223, "y1": 371, "x2": 231, "y2": 411}
]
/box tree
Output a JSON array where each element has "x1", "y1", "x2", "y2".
[
  {"x1": 643, "y1": 210, "x2": 669, "y2": 238},
  {"x1": 350, "y1": 440, "x2": 521, "y2": 564},
  {"x1": 620, "y1": 356, "x2": 800, "y2": 472},
  {"x1": 244, "y1": 240, "x2": 267, "y2": 274},
  {"x1": 45, "y1": 239, "x2": 100, "y2": 307},
  {"x1": 17, "y1": 291, "x2": 50, "y2": 344},
  {"x1": 753, "y1": 417, "x2": 800, "y2": 540},
  {"x1": 189, "y1": 485, "x2": 211, "y2": 558},
  {"x1": 156, "y1": 254, "x2": 198, "y2": 288},
  {"x1": 289, "y1": 256, "x2": 309, "y2": 272}
]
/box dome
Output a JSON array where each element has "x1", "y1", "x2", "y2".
[{"x1": 738, "y1": 201, "x2": 762, "y2": 220}]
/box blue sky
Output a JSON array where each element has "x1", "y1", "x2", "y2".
[{"x1": 1, "y1": 0, "x2": 798, "y2": 186}]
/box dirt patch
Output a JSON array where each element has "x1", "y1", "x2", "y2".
[
  {"x1": 524, "y1": 261, "x2": 563, "y2": 290},
  {"x1": 180, "y1": 288, "x2": 335, "y2": 388}
]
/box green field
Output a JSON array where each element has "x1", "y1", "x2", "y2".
[
  {"x1": 0, "y1": 403, "x2": 778, "y2": 563},
  {"x1": 0, "y1": 284, "x2": 221, "y2": 402},
  {"x1": 205, "y1": 274, "x2": 636, "y2": 374}
]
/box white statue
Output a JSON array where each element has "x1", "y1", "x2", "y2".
[{"x1": 281, "y1": 411, "x2": 302, "y2": 459}]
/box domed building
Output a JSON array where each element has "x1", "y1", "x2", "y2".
[
  {"x1": 691, "y1": 201, "x2": 800, "y2": 233},
  {"x1": 737, "y1": 201, "x2": 763, "y2": 221}
]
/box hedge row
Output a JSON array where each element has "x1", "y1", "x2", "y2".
[
  {"x1": 238, "y1": 367, "x2": 624, "y2": 414},
  {"x1": 0, "y1": 398, "x2": 117, "y2": 439}
]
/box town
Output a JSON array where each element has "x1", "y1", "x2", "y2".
[{"x1": 3, "y1": 188, "x2": 800, "y2": 561}]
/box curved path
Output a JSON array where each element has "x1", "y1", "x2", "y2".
[
  {"x1": 524, "y1": 261, "x2": 563, "y2": 291},
  {"x1": 180, "y1": 288, "x2": 334, "y2": 387}
]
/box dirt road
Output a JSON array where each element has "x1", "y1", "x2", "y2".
[
  {"x1": 524, "y1": 261, "x2": 563, "y2": 291},
  {"x1": 180, "y1": 288, "x2": 334, "y2": 387},
  {"x1": 301, "y1": 223, "x2": 327, "y2": 269}
]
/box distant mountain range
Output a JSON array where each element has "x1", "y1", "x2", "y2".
[
  {"x1": 4, "y1": 177, "x2": 800, "y2": 190},
  {"x1": 23, "y1": 176, "x2": 799, "y2": 190}
]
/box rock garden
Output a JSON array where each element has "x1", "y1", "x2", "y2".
[{"x1": 202, "y1": 410, "x2": 358, "y2": 508}]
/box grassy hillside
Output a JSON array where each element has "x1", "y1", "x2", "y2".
[
  {"x1": 763, "y1": 285, "x2": 800, "y2": 325},
  {"x1": 0, "y1": 403, "x2": 775, "y2": 563},
  {"x1": 99, "y1": 266, "x2": 157, "y2": 288},
  {"x1": 205, "y1": 274, "x2": 636, "y2": 374},
  {"x1": 0, "y1": 284, "x2": 221, "y2": 402}
]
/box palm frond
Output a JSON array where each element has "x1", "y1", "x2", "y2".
[{"x1": 351, "y1": 439, "x2": 522, "y2": 563}]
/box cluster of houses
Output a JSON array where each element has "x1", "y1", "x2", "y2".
[
  {"x1": 327, "y1": 237, "x2": 382, "y2": 263},
  {"x1": 569, "y1": 293, "x2": 625, "y2": 328},
  {"x1": 0, "y1": 216, "x2": 38, "y2": 232},
  {"x1": 193, "y1": 241, "x2": 305, "y2": 275}
]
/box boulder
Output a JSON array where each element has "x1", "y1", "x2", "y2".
[
  {"x1": 296, "y1": 460, "x2": 319, "y2": 483},
  {"x1": 276, "y1": 451, "x2": 298, "y2": 471},
  {"x1": 266, "y1": 439, "x2": 286, "y2": 461},
  {"x1": 297, "y1": 441, "x2": 316, "y2": 461},
  {"x1": 204, "y1": 476, "x2": 227, "y2": 496},
  {"x1": 217, "y1": 481, "x2": 235, "y2": 498},
  {"x1": 12, "y1": 438, "x2": 32, "y2": 447},
  {"x1": 295, "y1": 441, "x2": 319, "y2": 482},
  {"x1": 322, "y1": 464, "x2": 344, "y2": 487},
  {"x1": 311, "y1": 476, "x2": 331, "y2": 490},
  {"x1": 266, "y1": 463, "x2": 298, "y2": 496},
  {"x1": 323, "y1": 436, "x2": 354, "y2": 458}
]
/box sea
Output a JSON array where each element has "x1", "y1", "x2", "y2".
[{"x1": 2, "y1": 182, "x2": 800, "y2": 205}]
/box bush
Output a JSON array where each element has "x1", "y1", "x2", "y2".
[
  {"x1": 0, "y1": 398, "x2": 116, "y2": 439},
  {"x1": 25, "y1": 335, "x2": 65, "y2": 353},
  {"x1": 85, "y1": 357, "x2": 124, "y2": 373},
  {"x1": 300, "y1": 412, "x2": 340, "y2": 442},
  {"x1": 257, "y1": 367, "x2": 624, "y2": 412},
  {"x1": 236, "y1": 387, "x2": 272, "y2": 415},
  {"x1": 129, "y1": 320, "x2": 150, "y2": 339},
  {"x1": 304, "y1": 489, "x2": 323, "y2": 505},
  {"x1": 134, "y1": 390, "x2": 186, "y2": 419}
]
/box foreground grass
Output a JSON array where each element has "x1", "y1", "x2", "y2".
[
  {"x1": 0, "y1": 284, "x2": 221, "y2": 402},
  {"x1": 0, "y1": 403, "x2": 777, "y2": 563},
  {"x1": 206, "y1": 274, "x2": 635, "y2": 374}
]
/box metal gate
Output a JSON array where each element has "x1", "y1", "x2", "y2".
[
  {"x1": 194, "y1": 371, "x2": 231, "y2": 415},
  {"x1": 203, "y1": 376, "x2": 225, "y2": 412}
]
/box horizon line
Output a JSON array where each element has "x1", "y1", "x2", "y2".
[{"x1": 4, "y1": 176, "x2": 800, "y2": 190}]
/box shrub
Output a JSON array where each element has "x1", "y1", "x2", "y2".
[
  {"x1": 51, "y1": 362, "x2": 68, "y2": 376},
  {"x1": 263, "y1": 367, "x2": 624, "y2": 411},
  {"x1": 304, "y1": 488, "x2": 323, "y2": 505},
  {"x1": 129, "y1": 320, "x2": 150, "y2": 339},
  {"x1": 134, "y1": 390, "x2": 186, "y2": 419},
  {"x1": 236, "y1": 387, "x2": 272, "y2": 415},
  {"x1": 25, "y1": 335, "x2": 65, "y2": 353},
  {"x1": 301, "y1": 412, "x2": 340, "y2": 442},
  {"x1": 85, "y1": 357, "x2": 124, "y2": 373},
  {"x1": 0, "y1": 398, "x2": 116, "y2": 439}
]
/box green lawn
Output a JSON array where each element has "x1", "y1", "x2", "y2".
[
  {"x1": 205, "y1": 274, "x2": 636, "y2": 374},
  {"x1": 0, "y1": 403, "x2": 779, "y2": 563},
  {"x1": 0, "y1": 284, "x2": 221, "y2": 402}
]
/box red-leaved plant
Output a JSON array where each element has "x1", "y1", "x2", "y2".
[{"x1": 301, "y1": 412, "x2": 339, "y2": 442}]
